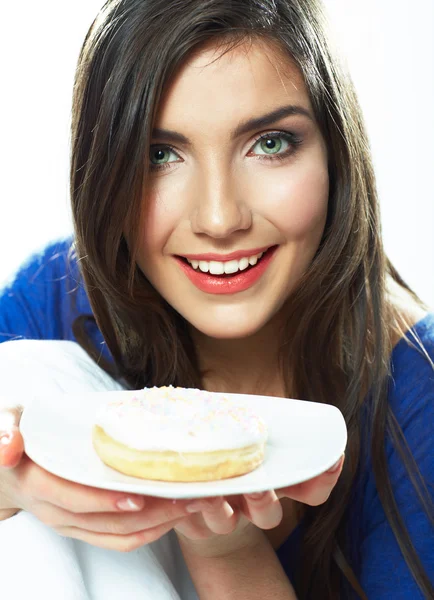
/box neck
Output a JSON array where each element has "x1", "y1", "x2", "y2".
[{"x1": 191, "y1": 317, "x2": 288, "y2": 398}]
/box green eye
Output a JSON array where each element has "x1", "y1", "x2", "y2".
[
  {"x1": 261, "y1": 137, "x2": 282, "y2": 154},
  {"x1": 150, "y1": 147, "x2": 177, "y2": 165},
  {"x1": 254, "y1": 135, "x2": 288, "y2": 155}
]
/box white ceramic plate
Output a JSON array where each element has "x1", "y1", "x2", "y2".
[{"x1": 20, "y1": 390, "x2": 347, "y2": 499}]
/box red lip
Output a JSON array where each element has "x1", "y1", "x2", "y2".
[
  {"x1": 175, "y1": 246, "x2": 278, "y2": 295},
  {"x1": 179, "y1": 246, "x2": 271, "y2": 262}
]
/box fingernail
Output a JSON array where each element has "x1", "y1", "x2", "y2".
[
  {"x1": 0, "y1": 432, "x2": 12, "y2": 446},
  {"x1": 117, "y1": 497, "x2": 144, "y2": 511},
  {"x1": 327, "y1": 455, "x2": 344, "y2": 473}
]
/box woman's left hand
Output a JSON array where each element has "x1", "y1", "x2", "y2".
[{"x1": 174, "y1": 454, "x2": 345, "y2": 557}]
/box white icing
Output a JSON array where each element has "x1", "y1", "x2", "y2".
[{"x1": 95, "y1": 386, "x2": 268, "y2": 452}]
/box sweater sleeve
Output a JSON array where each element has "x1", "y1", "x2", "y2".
[
  {"x1": 358, "y1": 315, "x2": 434, "y2": 598},
  {"x1": 0, "y1": 238, "x2": 83, "y2": 343}
]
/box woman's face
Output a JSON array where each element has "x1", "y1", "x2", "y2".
[{"x1": 136, "y1": 39, "x2": 329, "y2": 339}]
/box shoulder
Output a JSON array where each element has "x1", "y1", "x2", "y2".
[
  {"x1": 354, "y1": 314, "x2": 434, "y2": 597},
  {"x1": 359, "y1": 306, "x2": 434, "y2": 501},
  {"x1": 384, "y1": 313, "x2": 434, "y2": 488},
  {"x1": 0, "y1": 238, "x2": 79, "y2": 307},
  {"x1": 388, "y1": 312, "x2": 434, "y2": 428},
  {"x1": 0, "y1": 237, "x2": 90, "y2": 342},
  {"x1": 1, "y1": 237, "x2": 76, "y2": 289},
  {"x1": 385, "y1": 275, "x2": 433, "y2": 423}
]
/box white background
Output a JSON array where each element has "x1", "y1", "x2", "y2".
[{"x1": 0, "y1": 0, "x2": 433, "y2": 307}]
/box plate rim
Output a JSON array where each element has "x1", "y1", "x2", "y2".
[{"x1": 20, "y1": 390, "x2": 348, "y2": 499}]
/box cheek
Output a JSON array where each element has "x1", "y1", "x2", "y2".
[
  {"x1": 140, "y1": 183, "x2": 185, "y2": 256},
  {"x1": 251, "y1": 162, "x2": 329, "y2": 238}
]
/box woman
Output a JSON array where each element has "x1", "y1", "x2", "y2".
[{"x1": 0, "y1": 0, "x2": 433, "y2": 598}]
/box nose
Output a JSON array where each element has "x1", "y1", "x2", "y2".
[{"x1": 190, "y1": 167, "x2": 252, "y2": 238}]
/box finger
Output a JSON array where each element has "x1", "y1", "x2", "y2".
[
  {"x1": 0, "y1": 406, "x2": 24, "y2": 468},
  {"x1": 56, "y1": 516, "x2": 183, "y2": 553},
  {"x1": 0, "y1": 507, "x2": 20, "y2": 520},
  {"x1": 0, "y1": 405, "x2": 24, "y2": 428},
  {"x1": 243, "y1": 490, "x2": 283, "y2": 529},
  {"x1": 185, "y1": 497, "x2": 238, "y2": 535},
  {"x1": 15, "y1": 457, "x2": 147, "y2": 514},
  {"x1": 40, "y1": 497, "x2": 202, "y2": 535},
  {"x1": 276, "y1": 454, "x2": 345, "y2": 506},
  {"x1": 173, "y1": 512, "x2": 211, "y2": 540}
]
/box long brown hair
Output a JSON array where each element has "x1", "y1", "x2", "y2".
[{"x1": 69, "y1": 0, "x2": 433, "y2": 597}]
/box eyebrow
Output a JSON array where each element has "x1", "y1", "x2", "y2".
[{"x1": 151, "y1": 104, "x2": 313, "y2": 145}]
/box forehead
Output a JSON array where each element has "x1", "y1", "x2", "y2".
[{"x1": 155, "y1": 38, "x2": 312, "y2": 130}]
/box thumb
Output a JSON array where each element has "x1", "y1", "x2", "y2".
[{"x1": 0, "y1": 406, "x2": 25, "y2": 469}]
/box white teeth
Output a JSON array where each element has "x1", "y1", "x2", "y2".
[
  {"x1": 186, "y1": 251, "x2": 266, "y2": 275},
  {"x1": 199, "y1": 261, "x2": 209, "y2": 273},
  {"x1": 224, "y1": 260, "x2": 239, "y2": 274},
  {"x1": 238, "y1": 257, "x2": 249, "y2": 271},
  {"x1": 209, "y1": 261, "x2": 224, "y2": 275}
]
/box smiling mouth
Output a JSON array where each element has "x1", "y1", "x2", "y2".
[{"x1": 177, "y1": 247, "x2": 276, "y2": 277}]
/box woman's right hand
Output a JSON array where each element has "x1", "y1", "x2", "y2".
[
  {"x1": 0, "y1": 406, "x2": 25, "y2": 519},
  {"x1": 0, "y1": 406, "x2": 200, "y2": 552}
]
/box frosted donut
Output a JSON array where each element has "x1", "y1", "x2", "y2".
[{"x1": 92, "y1": 386, "x2": 268, "y2": 482}]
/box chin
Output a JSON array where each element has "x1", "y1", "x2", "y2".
[{"x1": 185, "y1": 312, "x2": 269, "y2": 340}]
